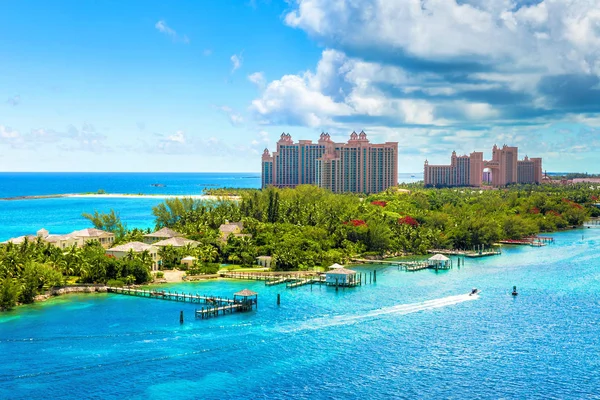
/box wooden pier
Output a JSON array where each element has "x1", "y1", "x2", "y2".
[
  {"x1": 286, "y1": 277, "x2": 325, "y2": 288},
  {"x1": 219, "y1": 271, "x2": 318, "y2": 286},
  {"x1": 106, "y1": 287, "x2": 236, "y2": 305},
  {"x1": 106, "y1": 287, "x2": 258, "y2": 320},
  {"x1": 350, "y1": 258, "x2": 452, "y2": 271}
]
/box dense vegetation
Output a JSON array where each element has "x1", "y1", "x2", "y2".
[
  {"x1": 0, "y1": 240, "x2": 152, "y2": 310},
  {"x1": 1, "y1": 183, "x2": 598, "y2": 310},
  {"x1": 150, "y1": 184, "x2": 597, "y2": 271}
]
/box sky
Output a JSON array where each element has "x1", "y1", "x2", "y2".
[{"x1": 1, "y1": 0, "x2": 600, "y2": 173}]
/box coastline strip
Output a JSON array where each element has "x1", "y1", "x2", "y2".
[{"x1": 0, "y1": 193, "x2": 240, "y2": 201}]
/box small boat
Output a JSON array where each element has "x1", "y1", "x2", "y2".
[
  {"x1": 469, "y1": 288, "x2": 480, "y2": 296},
  {"x1": 511, "y1": 286, "x2": 518, "y2": 296}
]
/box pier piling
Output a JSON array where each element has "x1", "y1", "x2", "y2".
[
  {"x1": 277, "y1": 293, "x2": 281, "y2": 305},
  {"x1": 180, "y1": 310, "x2": 184, "y2": 324},
  {"x1": 374, "y1": 270, "x2": 377, "y2": 283}
]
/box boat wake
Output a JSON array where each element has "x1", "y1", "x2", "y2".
[{"x1": 282, "y1": 293, "x2": 479, "y2": 333}]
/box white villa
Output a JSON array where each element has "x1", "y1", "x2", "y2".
[
  {"x1": 70, "y1": 228, "x2": 115, "y2": 248},
  {"x1": 1, "y1": 227, "x2": 113, "y2": 249},
  {"x1": 143, "y1": 227, "x2": 183, "y2": 244},
  {"x1": 105, "y1": 242, "x2": 160, "y2": 271},
  {"x1": 152, "y1": 237, "x2": 199, "y2": 248}
]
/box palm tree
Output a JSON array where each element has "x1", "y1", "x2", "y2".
[{"x1": 137, "y1": 250, "x2": 154, "y2": 270}]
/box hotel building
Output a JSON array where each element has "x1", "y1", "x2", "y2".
[
  {"x1": 261, "y1": 131, "x2": 398, "y2": 194},
  {"x1": 424, "y1": 145, "x2": 542, "y2": 187}
]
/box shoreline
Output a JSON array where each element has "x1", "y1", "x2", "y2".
[{"x1": 0, "y1": 193, "x2": 241, "y2": 201}]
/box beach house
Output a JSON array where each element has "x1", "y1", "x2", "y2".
[
  {"x1": 105, "y1": 242, "x2": 160, "y2": 271},
  {"x1": 152, "y1": 237, "x2": 199, "y2": 248},
  {"x1": 218, "y1": 221, "x2": 246, "y2": 242},
  {"x1": 143, "y1": 227, "x2": 184, "y2": 244},
  {"x1": 70, "y1": 228, "x2": 115, "y2": 249}
]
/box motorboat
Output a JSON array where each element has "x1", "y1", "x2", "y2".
[{"x1": 469, "y1": 288, "x2": 480, "y2": 296}]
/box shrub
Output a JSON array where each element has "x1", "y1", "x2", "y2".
[
  {"x1": 107, "y1": 279, "x2": 125, "y2": 287},
  {"x1": 0, "y1": 278, "x2": 20, "y2": 310},
  {"x1": 155, "y1": 271, "x2": 164, "y2": 279}
]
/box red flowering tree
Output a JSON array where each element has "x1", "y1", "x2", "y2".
[
  {"x1": 344, "y1": 219, "x2": 367, "y2": 227},
  {"x1": 370, "y1": 200, "x2": 387, "y2": 207},
  {"x1": 398, "y1": 216, "x2": 419, "y2": 227},
  {"x1": 529, "y1": 207, "x2": 540, "y2": 214}
]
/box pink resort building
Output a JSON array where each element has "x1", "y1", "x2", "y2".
[
  {"x1": 261, "y1": 131, "x2": 399, "y2": 194},
  {"x1": 424, "y1": 145, "x2": 542, "y2": 187}
]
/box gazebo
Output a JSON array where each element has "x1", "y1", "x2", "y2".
[
  {"x1": 233, "y1": 289, "x2": 258, "y2": 311},
  {"x1": 181, "y1": 256, "x2": 197, "y2": 267},
  {"x1": 328, "y1": 263, "x2": 345, "y2": 269},
  {"x1": 325, "y1": 268, "x2": 360, "y2": 287},
  {"x1": 428, "y1": 254, "x2": 452, "y2": 269}
]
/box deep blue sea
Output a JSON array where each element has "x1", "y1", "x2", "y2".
[
  {"x1": 1, "y1": 228, "x2": 599, "y2": 399},
  {"x1": 0, "y1": 173, "x2": 422, "y2": 241}
]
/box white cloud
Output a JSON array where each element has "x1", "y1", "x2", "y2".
[
  {"x1": 218, "y1": 106, "x2": 244, "y2": 126},
  {"x1": 167, "y1": 130, "x2": 186, "y2": 144},
  {"x1": 251, "y1": 0, "x2": 600, "y2": 136},
  {"x1": 0, "y1": 125, "x2": 20, "y2": 140},
  {"x1": 155, "y1": 20, "x2": 189, "y2": 44},
  {"x1": 231, "y1": 54, "x2": 243, "y2": 72},
  {"x1": 248, "y1": 72, "x2": 266, "y2": 88}
]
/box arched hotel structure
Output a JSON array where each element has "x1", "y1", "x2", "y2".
[{"x1": 424, "y1": 145, "x2": 542, "y2": 187}]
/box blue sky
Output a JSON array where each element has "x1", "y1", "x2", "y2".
[{"x1": 1, "y1": 0, "x2": 600, "y2": 173}]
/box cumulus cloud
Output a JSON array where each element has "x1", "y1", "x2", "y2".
[
  {"x1": 155, "y1": 20, "x2": 189, "y2": 43},
  {"x1": 231, "y1": 54, "x2": 243, "y2": 72},
  {"x1": 251, "y1": 0, "x2": 600, "y2": 136}
]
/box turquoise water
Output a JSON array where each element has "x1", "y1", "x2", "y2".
[
  {"x1": 0, "y1": 172, "x2": 422, "y2": 241},
  {"x1": 1, "y1": 228, "x2": 599, "y2": 399},
  {"x1": 0, "y1": 173, "x2": 261, "y2": 241}
]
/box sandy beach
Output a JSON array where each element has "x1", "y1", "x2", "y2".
[
  {"x1": 68, "y1": 193, "x2": 241, "y2": 200},
  {"x1": 0, "y1": 193, "x2": 241, "y2": 201}
]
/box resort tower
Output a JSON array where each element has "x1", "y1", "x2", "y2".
[{"x1": 261, "y1": 131, "x2": 398, "y2": 194}]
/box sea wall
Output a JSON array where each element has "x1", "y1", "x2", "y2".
[{"x1": 34, "y1": 285, "x2": 108, "y2": 302}]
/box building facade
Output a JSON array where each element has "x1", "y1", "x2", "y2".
[
  {"x1": 424, "y1": 145, "x2": 542, "y2": 187},
  {"x1": 261, "y1": 131, "x2": 399, "y2": 194}
]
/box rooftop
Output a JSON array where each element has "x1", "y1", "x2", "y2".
[
  {"x1": 326, "y1": 268, "x2": 357, "y2": 275},
  {"x1": 70, "y1": 228, "x2": 114, "y2": 238},
  {"x1": 108, "y1": 241, "x2": 156, "y2": 252},
  {"x1": 219, "y1": 222, "x2": 244, "y2": 233},
  {"x1": 152, "y1": 237, "x2": 199, "y2": 247},
  {"x1": 234, "y1": 289, "x2": 258, "y2": 297},
  {"x1": 144, "y1": 227, "x2": 183, "y2": 238}
]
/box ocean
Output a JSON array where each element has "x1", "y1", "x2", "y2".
[
  {"x1": 1, "y1": 228, "x2": 599, "y2": 399},
  {"x1": 0, "y1": 172, "x2": 423, "y2": 241}
]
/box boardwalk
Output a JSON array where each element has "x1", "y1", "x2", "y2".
[
  {"x1": 195, "y1": 304, "x2": 240, "y2": 319},
  {"x1": 350, "y1": 259, "x2": 451, "y2": 271},
  {"x1": 286, "y1": 277, "x2": 325, "y2": 288},
  {"x1": 106, "y1": 287, "x2": 235, "y2": 305}
]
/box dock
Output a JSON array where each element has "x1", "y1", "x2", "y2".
[
  {"x1": 106, "y1": 287, "x2": 236, "y2": 304},
  {"x1": 286, "y1": 277, "x2": 325, "y2": 288},
  {"x1": 219, "y1": 271, "x2": 319, "y2": 286},
  {"x1": 463, "y1": 250, "x2": 502, "y2": 258},
  {"x1": 350, "y1": 259, "x2": 452, "y2": 271},
  {"x1": 106, "y1": 287, "x2": 258, "y2": 320}
]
